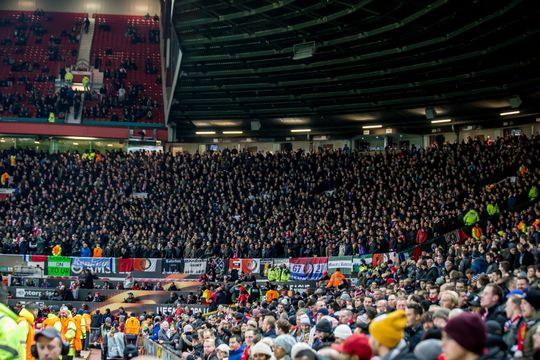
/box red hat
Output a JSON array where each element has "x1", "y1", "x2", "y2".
[
  {"x1": 444, "y1": 312, "x2": 486, "y2": 355},
  {"x1": 332, "y1": 334, "x2": 372, "y2": 360}
]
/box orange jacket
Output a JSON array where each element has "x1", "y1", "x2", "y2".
[
  {"x1": 266, "y1": 290, "x2": 278, "y2": 303},
  {"x1": 83, "y1": 313, "x2": 91, "y2": 332},
  {"x1": 327, "y1": 271, "x2": 345, "y2": 288},
  {"x1": 93, "y1": 247, "x2": 102, "y2": 257},
  {"x1": 18, "y1": 308, "x2": 36, "y2": 360},
  {"x1": 73, "y1": 315, "x2": 84, "y2": 351},
  {"x1": 125, "y1": 317, "x2": 140, "y2": 335},
  {"x1": 42, "y1": 315, "x2": 61, "y2": 330}
]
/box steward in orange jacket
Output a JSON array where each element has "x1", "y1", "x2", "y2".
[
  {"x1": 327, "y1": 269, "x2": 346, "y2": 288},
  {"x1": 18, "y1": 304, "x2": 39, "y2": 360},
  {"x1": 73, "y1": 310, "x2": 86, "y2": 355},
  {"x1": 125, "y1": 313, "x2": 140, "y2": 345}
]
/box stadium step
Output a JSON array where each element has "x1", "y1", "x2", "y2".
[{"x1": 78, "y1": 16, "x2": 96, "y2": 67}]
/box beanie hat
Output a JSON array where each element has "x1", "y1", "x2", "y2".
[
  {"x1": 333, "y1": 324, "x2": 353, "y2": 340},
  {"x1": 368, "y1": 310, "x2": 407, "y2": 349},
  {"x1": 413, "y1": 339, "x2": 442, "y2": 360},
  {"x1": 273, "y1": 335, "x2": 296, "y2": 354},
  {"x1": 251, "y1": 342, "x2": 273, "y2": 357},
  {"x1": 444, "y1": 312, "x2": 486, "y2": 355},
  {"x1": 291, "y1": 343, "x2": 316, "y2": 360},
  {"x1": 524, "y1": 288, "x2": 540, "y2": 310},
  {"x1": 317, "y1": 308, "x2": 329, "y2": 316},
  {"x1": 299, "y1": 314, "x2": 311, "y2": 326},
  {"x1": 315, "y1": 319, "x2": 332, "y2": 333},
  {"x1": 332, "y1": 334, "x2": 372, "y2": 360},
  {"x1": 183, "y1": 325, "x2": 193, "y2": 333}
]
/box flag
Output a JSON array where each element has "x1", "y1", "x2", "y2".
[
  {"x1": 117, "y1": 258, "x2": 134, "y2": 273},
  {"x1": 289, "y1": 257, "x2": 328, "y2": 280}
]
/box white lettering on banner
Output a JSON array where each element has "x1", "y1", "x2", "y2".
[
  {"x1": 328, "y1": 260, "x2": 353, "y2": 269},
  {"x1": 71, "y1": 258, "x2": 113, "y2": 274},
  {"x1": 156, "y1": 306, "x2": 207, "y2": 314},
  {"x1": 184, "y1": 260, "x2": 206, "y2": 275},
  {"x1": 15, "y1": 288, "x2": 55, "y2": 299}
]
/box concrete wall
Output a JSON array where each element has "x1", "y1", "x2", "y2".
[{"x1": 0, "y1": 0, "x2": 160, "y2": 16}]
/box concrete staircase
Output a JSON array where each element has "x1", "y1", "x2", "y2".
[{"x1": 77, "y1": 16, "x2": 95, "y2": 67}]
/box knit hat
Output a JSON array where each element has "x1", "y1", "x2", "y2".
[
  {"x1": 333, "y1": 324, "x2": 352, "y2": 340},
  {"x1": 524, "y1": 288, "x2": 540, "y2": 310},
  {"x1": 315, "y1": 318, "x2": 332, "y2": 333},
  {"x1": 413, "y1": 339, "x2": 442, "y2": 360},
  {"x1": 317, "y1": 308, "x2": 329, "y2": 316},
  {"x1": 299, "y1": 314, "x2": 311, "y2": 326},
  {"x1": 506, "y1": 289, "x2": 525, "y2": 299},
  {"x1": 273, "y1": 335, "x2": 296, "y2": 354},
  {"x1": 340, "y1": 293, "x2": 351, "y2": 301},
  {"x1": 368, "y1": 310, "x2": 407, "y2": 349},
  {"x1": 251, "y1": 342, "x2": 273, "y2": 357},
  {"x1": 184, "y1": 325, "x2": 193, "y2": 333},
  {"x1": 444, "y1": 312, "x2": 486, "y2": 355},
  {"x1": 291, "y1": 343, "x2": 316, "y2": 359},
  {"x1": 332, "y1": 333, "x2": 372, "y2": 360}
]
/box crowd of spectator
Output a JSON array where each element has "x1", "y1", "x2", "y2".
[{"x1": 0, "y1": 135, "x2": 538, "y2": 259}]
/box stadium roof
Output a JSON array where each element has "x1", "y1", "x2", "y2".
[{"x1": 171, "y1": 0, "x2": 540, "y2": 136}]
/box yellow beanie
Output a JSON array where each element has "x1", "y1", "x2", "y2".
[{"x1": 369, "y1": 310, "x2": 407, "y2": 349}]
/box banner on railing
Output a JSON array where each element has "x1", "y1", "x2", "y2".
[
  {"x1": 47, "y1": 256, "x2": 71, "y2": 276},
  {"x1": 229, "y1": 258, "x2": 260, "y2": 274},
  {"x1": 289, "y1": 257, "x2": 328, "y2": 280},
  {"x1": 71, "y1": 257, "x2": 114, "y2": 275},
  {"x1": 184, "y1": 259, "x2": 206, "y2": 275},
  {"x1": 162, "y1": 259, "x2": 184, "y2": 274},
  {"x1": 328, "y1": 256, "x2": 353, "y2": 275}
]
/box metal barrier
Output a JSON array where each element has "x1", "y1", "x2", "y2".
[{"x1": 143, "y1": 337, "x2": 182, "y2": 360}]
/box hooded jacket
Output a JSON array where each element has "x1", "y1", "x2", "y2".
[{"x1": 17, "y1": 308, "x2": 36, "y2": 360}]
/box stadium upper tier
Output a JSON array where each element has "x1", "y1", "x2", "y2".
[
  {"x1": 0, "y1": 11, "x2": 164, "y2": 124},
  {"x1": 0, "y1": 10, "x2": 83, "y2": 118},
  {"x1": 0, "y1": 135, "x2": 538, "y2": 258}
]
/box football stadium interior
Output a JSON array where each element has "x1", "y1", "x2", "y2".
[{"x1": 0, "y1": 0, "x2": 539, "y2": 360}]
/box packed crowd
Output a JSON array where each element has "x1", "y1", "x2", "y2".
[
  {"x1": 2, "y1": 196, "x2": 540, "y2": 360},
  {"x1": 0, "y1": 135, "x2": 538, "y2": 258}
]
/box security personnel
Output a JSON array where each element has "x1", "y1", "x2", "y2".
[
  {"x1": 93, "y1": 244, "x2": 102, "y2": 258},
  {"x1": 82, "y1": 311, "x2": 91, "y2": 351},
  {"x1": 72, "y1": 310, "x2": 86, "y2": 357},
  {"x1": 125, "y1": 313, "x2": 140, "y2": 345},
  {"x1": 48, "y1": 112, "x2": 55, "y2": 123},
  {"x1": 327, "y1": 268, "x2": 346, "y2": 288},
  {"x1": 18, "y1": 303, "x2": 40, "y2": 360},
  {"x1": 64, "y1": 71, "x2": 73, "y2": 86},
  {"x1": 265, "y1": 286, "x2": 278, "y2": 304},
  {"x1": 530, "y1": 185, "x2": 539, "y2": 201},
  {"x1": 278, "y1": 264, "x2": 290, "y2": 281},
  {"x1": 487, "y1": 202, "x2": 500, "y2": 217},
  {"x1": 463, "y1": 207, "x2": 480, "y2": 226},
  {"x1": 472, "y1": 224, "x2": 483, "y2": 241},
  {"x1": 41, "y1": 310, "x2": 61, "y2": 331},
  {"x1": 0, "y1": 285, "x2": 21, "y2": 360},
  {"x1": 267, "y1": 265, "x2": 279, "y2": 281},
  {"x1": 82, "y1": 76, "x2": 90, "y2": 92},
  {"x1": 58, "y1": 307, "x2": 76, "y2": 360}
]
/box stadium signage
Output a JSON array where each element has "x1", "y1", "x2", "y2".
[{"x1": 13, "y1": 288, "x2": 55, "y2": 299}]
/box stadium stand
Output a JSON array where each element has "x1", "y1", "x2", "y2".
[
  {"x1": 85, "y1": 14, "x2": 163, "y2": 123},
  {"x1": 0, "y1": 10, "x2": 84, "y2": 118},
  {"x1": 0, "y1": 135, "x2": 537, "y2": 258}
]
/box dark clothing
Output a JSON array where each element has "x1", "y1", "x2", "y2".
[
  {"x1": 405, "y1": 325, "x2": 424, "y2": 351},
  {"x1": 484, "y1": 305, "x2": 507, "y2": 328}
]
